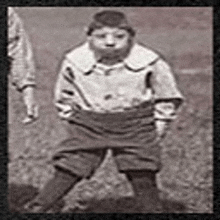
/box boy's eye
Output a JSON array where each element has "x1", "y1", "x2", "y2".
[
  {"x1": 115, "y1": 34, "x2": 125, "y2": 39},
  {"x1": 95, "y1": 34, "x2": 106, "y2": 39}
]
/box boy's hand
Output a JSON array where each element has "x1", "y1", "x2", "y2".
[
  {"x1": 55, "y1": 103, "x2": 73, "y2": 119},
  {"x1": 155, "y1": 120, "x2": 169, "y2": 139},
  {"x1": 22, "y1": 86, "x2": 39, "y2": 124}
]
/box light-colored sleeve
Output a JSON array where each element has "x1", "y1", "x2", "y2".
[
  {"x1": 54, "y1": 59, "x2": 81, "y2": 118},
  {"x1": 151, "y1": 58, "x2": 184, "y2": 121},
  {"x1": 8, "y1": 7, "x2": 36, "y2": 91}
]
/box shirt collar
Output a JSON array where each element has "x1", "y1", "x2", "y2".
[{"x1": 66, "y1": 42, "x2": 159, "y2": 74}]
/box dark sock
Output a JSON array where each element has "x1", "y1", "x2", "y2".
[
  {"x1": 126, "y1": 170, "x2": 163, "y2": 213},
  {"x1": 30, "y1": 168, "x2": 80, "y2": 212}
]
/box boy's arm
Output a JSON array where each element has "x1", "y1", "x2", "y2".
[
  {"x1": 151, "y1": 59, "x2": 184, "y2": 138},
  {"x1": 154, "y1": 102, "x2": 175, "y2": 138},
  {"x1": 54, "y1": 59, "x2": 79, "y2": 119}
]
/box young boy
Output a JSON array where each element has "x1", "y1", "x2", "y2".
[{"x1": 26, "y1": 10, "x2": 184, "y2": 213}]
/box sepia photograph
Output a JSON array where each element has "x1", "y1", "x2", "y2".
[{"x1": 8, "y1": 7, "x2": 212, "y2": 213}]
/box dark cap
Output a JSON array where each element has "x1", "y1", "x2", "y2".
[{"x1": 87, "y1": 10, "x2": 135, "y2": 36}]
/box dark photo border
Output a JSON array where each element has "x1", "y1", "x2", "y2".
[{"x1": 1, "y1": 0, "x2": 218, "y2": 219}]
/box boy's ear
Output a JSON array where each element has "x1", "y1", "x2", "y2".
[
  {"x1": 84, "y1": 26, "x2": 90, "y2": 36},
  {"x1": 84, "y1": 26, "x2": 92, "y2": 41}
]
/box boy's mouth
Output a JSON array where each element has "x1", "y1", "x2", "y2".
[{"x1": 97, "y1": 47, "x2": 127, "y2": 58}]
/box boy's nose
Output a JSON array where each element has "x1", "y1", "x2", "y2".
[{"x1": 105, "y1": 35, "x2": 115, "y2": 47}]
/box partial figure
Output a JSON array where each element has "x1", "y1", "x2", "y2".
[
  {"x1": 8, "y1": 7, "x2": 38, "y2": 124},
  {"x1": 25, "y1": 10, "x2": 184, "y2": 213}
]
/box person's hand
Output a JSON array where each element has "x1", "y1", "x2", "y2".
[
  {"x1": 22, "y1": 86, "x2": 39, "y2": 124},
  {"x1": 155, "y1": 120, "x2": 169, "y2": 139}
]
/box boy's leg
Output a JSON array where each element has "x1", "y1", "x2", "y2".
[
  {"x1": 125, "y1": 170, "x2": 163, "y2": 213},
  {"x1": 25, "y1": 149, "x2": 106, "y2": 213},
  {"x1": 25, "y1": 167, "x2": 81, "y2": 213},
  {"x1": 114, "y1": 147, "x2": 163, "y2": 213}
]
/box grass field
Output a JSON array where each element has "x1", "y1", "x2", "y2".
[{"x1": 8, "y1": 7, "x2": 213, "y2": 213}]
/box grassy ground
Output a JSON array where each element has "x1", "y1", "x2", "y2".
[{"x1": 8, "y1": 7, "x2": 212, "y2": 213}]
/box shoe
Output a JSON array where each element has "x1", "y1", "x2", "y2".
[{"x1": 23, "y1": 201, "x2": 45, "y2": 213}]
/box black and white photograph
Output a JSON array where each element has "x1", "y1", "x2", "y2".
[{"x1": 7, "y1": 7, "x2": 212, "y2": 213}]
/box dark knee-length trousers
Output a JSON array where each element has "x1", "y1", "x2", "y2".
[{"x1": 53, "y1": 102, "x2": 162, "y2": 178}]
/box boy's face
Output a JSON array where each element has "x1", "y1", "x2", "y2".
[{"x1": 88, "y1": 27, "x2": 132, "y2": 59}]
